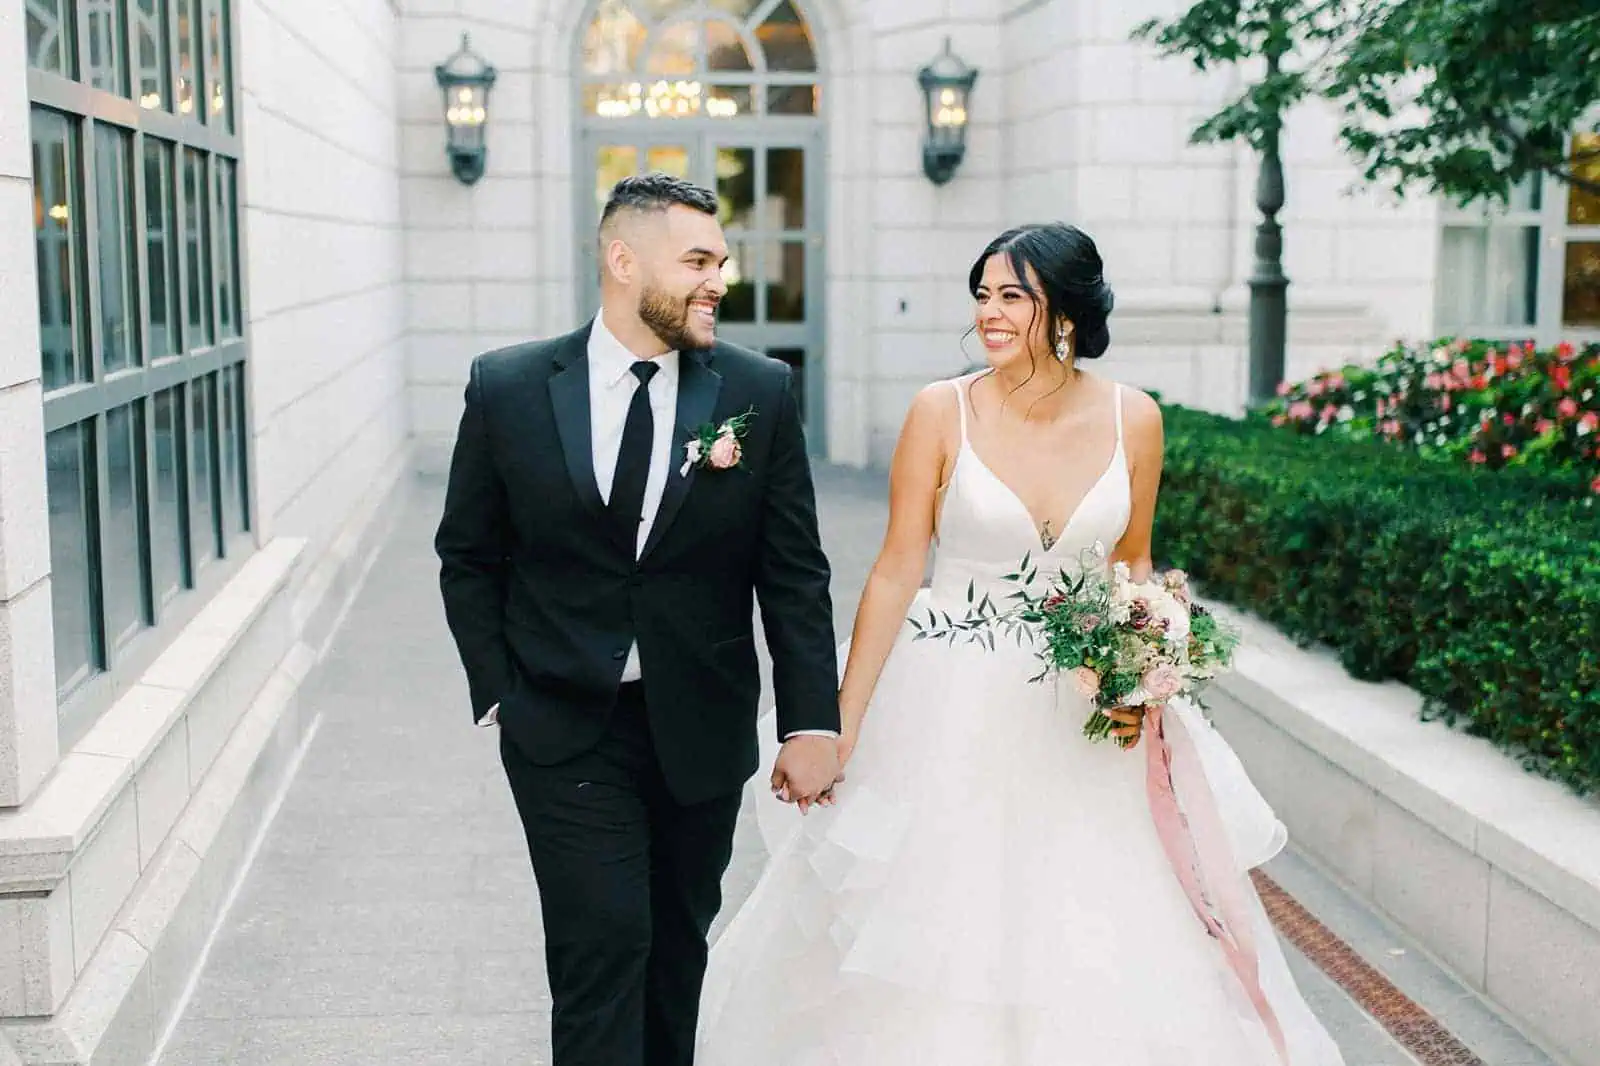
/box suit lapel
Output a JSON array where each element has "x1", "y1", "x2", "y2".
[
  {"x1": 642, "y1": 347, "x2": 722, "y2": 560},
  {"x1": 547, "y1": 325, "x2": 613, "y2": 531}
]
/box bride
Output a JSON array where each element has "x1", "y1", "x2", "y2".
[{"x1": 696, "y1": 223, "x2": 1348, "y2": 1065}]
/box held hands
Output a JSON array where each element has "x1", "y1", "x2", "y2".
[{"x1": 771, "y1": 734, "x2": 841, "y2": 815}]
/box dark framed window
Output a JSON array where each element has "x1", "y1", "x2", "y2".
[{"x1": 27, "y1": 0, "x2": 250, "y2": 728}]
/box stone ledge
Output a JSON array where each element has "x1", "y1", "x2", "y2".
[
  {"x1": 1209, "y1": 603, "x2": 1600, "y2": 1065},
  {"x1": 1, "y1": 441, "x2": 411, "y2": 1058},
  {"x1": 1215, "y1": 607, "x2": 1600, "y2": 935},
  {"x1": 1, "y1": 650, "x2": 313, "y2": 1066},
  {"x1": 0, "y1": 540, "x2": 305, "y2": 1020},
  {"x1": 0, "y1": 541, "x2": 305, "y2": 894}
]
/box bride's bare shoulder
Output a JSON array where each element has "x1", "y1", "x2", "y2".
[
  {"x1": 1114, "y1": 382, "x2": 1161, "y2": 418},
  {"x1": 904, "y1": 375, "x2": 966, "y2": 430},
  {"x1": 1095, "y1": 380, "x2": 1164, "y2": 464}
]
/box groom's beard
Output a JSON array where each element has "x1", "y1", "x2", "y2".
[{"x1": 639, "y1": 282, "x2": 715, "y2": 352}]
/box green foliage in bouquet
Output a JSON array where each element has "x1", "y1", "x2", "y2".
[
  {"x1": 910, "y1": 549, "x2": 1243, "y2": 747},
  {"x1": 1157, "y1": 404, "x2": 1600, "y2": 794}
]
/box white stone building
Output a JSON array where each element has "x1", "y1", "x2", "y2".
[{"x1": 0, "y1": 0, "x2": 1595, "y2": 1061}]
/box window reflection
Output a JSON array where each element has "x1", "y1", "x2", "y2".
[
  {"x1": 1567, "y1": 133, "x2": 1600, "y2": 225},
  {"x1": 176, "y1": 0, "x2": 200, "y2": 117},
  {"x1": 594, "y1": 144, "x2": 639, "y2": 216},
  {"x1": 706, "y1": 21, "x2": 752, "y2": 72},
  {"x1": 86, "y1": 0, "x2": 129, "y2": 95},
  {"x1": 95, "y1": 124, "x2": 140, "y2": 375},
  {"x1": 767, "y1": 147, "x2": 806, "y2": 229},
  {"x1": 215, "y1": 159, "x2": 240, "y2": 337},
  {"x1": 768, "y1": 84, "x2": 819, "y2": 115},
  {"x1": 32, "y1": 109, "x2": 85, "y2": 390},
  {"x1": 717, "y1": 147, "x2": 755, "y2": 228},
  {"x1": 765, "y1": 241, "x2": 805, "y2": 323},
  {"x1": 145, "y1": 139, "x2": 180, "y2": 357},
  {"x1": 757, "y1": 0, "x2": 816, "y2": 72},
  {"x1": 637, "y1": 0, "x2": 692, "y2": 17},
  {"x1": 151, "y1": 389, "x2": 189, "y2": 605},
  {"x1": 205, "y1": 0, "x2": 232, "y2": 129},
  {"x1": 646, "y1": 21, "x2": 699, "y2": 77},
  {"x1": 27, "y1": 0, "x2": 74, "y2": 75},
  {"x1": 191, "y1": 375, "x2": 220, "y2": 566},
  {"x1": 184, "y1": 150, "x2": 213, "y2": 346},
  {"x1": 136, "y1": 0, "x2": 169, "y2": 109},
  {"x1": 47, "y1": 422, "x2": 99, "y2": 693},
  {"x1": 104, "y1": 403, "x2": 151, "y2": 645},
  {"x1": 584, "y1": 0, "x2": 646, "y2": 75},
  {"x1": 1563, "y1": 242, "x2": 1600, "y2": 327},
  {"x1": 709, "y1": 0, "x2": 761, "y2": 18},
  {"x1": 1436, "y1": 226, "x2": 1538, "y2": 329}
]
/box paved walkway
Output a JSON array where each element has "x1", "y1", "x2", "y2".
[{"x1": 153, "y1": 468, "x2": 1551, "y2": 1066}]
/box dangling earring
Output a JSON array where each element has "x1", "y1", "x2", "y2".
[{"x1": 1054, "y1": 325, "x2": 1071, "y2": 363}]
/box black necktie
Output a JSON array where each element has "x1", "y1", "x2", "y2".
[{"x1": 609, "y1": 360, "x2": 660, "y2": 542}]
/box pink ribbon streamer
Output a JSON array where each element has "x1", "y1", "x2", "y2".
[{"x1": 1144, "y1": 704, "x2": 1291, "y2": 1064}]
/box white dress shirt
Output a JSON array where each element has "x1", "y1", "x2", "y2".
[
  {"x1": 482, "y1": 314, "x2": 834, "y2": 740},
  {"x1": 588, "y1": 311, "x2": 680, "y2": 679}
]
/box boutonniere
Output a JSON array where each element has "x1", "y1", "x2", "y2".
[{"x1": 681, "y1": 408, "x2": 756, "y2": 476}]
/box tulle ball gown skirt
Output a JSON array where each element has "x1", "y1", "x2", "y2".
[{"x1": 695, "y1": 596, "x2": 1347, "y2": 1066}]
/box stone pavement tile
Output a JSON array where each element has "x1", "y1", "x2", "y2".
[
  {"x1": 289, "y1": 733, "x2": 499, "y2": 785},
  {"x1": 1265, "y1": 849, "x2": 1560, "y2": 1066},
  {"x1": 182, "y1": 949, "x2": 461, "y2": 1020},
  {"x1": 158, "y1": 1015, "x2": 549, "y2": 1066},
  {"x1": 258, "y1": 809, "x2": 525, "y2": 858},
  {"x1": 453, "y1": 950, "x2": 553, "y2": 1015},
  {"x1": 1283, "y1": 948, "x2": 1413, "y2": 1065},
  {"x1": 276, "y1": 767, "x2": 502, "y2": 820},
  {"x1": 470, "y1": 851, "x2": 539, "y2": 907},
  {"x1": 211, "y1": 898, "x2": 538, "y2": 959},
  {"x1": 228, "y1": 852, "x2": 485, "y2": 908},
  {"x1": 297, "y1": 651, "x2": 468, "y2": 702}
]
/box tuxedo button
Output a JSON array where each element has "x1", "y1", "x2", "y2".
[
  {"x1": 613, "y1": 649, "x2": 627, "y2": 660},
  {"x1": 628, "y1": 575, "x2": 642, "y2": 588}
]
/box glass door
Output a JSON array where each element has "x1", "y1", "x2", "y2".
[
  {"x1": 580, "y1": 133, "x2": 698, "y2": 316},
  {"x1": 579, "y1": 127, "x2": 826, "y2": 449},
  {"x1": 704, "y1": 134, "x2": 822, "y2": 436}
]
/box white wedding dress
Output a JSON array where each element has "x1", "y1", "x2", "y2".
[{"x1": 697, "y1": 378, "x2": 1347, "y2": 1066}]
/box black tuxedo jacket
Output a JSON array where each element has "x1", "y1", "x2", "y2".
[{"x1": 434, "y1": 323, "x2": 840, "y2": 804}]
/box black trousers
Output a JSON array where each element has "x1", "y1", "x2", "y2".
[{"x1": 500, "y1": 682, "x2": 743, "y2": 1066}]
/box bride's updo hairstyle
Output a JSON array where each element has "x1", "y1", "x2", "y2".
[{"x1": 967, "y1": 223, "x2": 1115, "y2": 361}]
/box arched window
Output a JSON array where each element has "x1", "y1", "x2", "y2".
[{"x1": 579, "y1": 0, "x2": 820, "y2": 121}]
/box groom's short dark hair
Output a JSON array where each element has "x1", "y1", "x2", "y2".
[{"x1": 599, "y1": 173, "x2": 719, "y2": 235}]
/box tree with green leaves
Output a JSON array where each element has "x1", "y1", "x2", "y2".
[
  {"x1": 1329, "y1": 0, "x2": 1600, "y2": 204},
  {"x1": 1137, "y1": 0, "x2": 1600, "y2": 206},
  {"x1": 1134, "y1": 0, "x2": 1600, "y2": 402}
]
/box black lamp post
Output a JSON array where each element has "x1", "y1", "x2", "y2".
[
  {"x1": 1248, "y1": 18, "x2": 1291, "y2": 406},
  {"x1": 917, "y1": 37, "x2": 977, "y2": 186},
  {"x1": 435, "y1": 33, "x2": 497, "y2": 186}
]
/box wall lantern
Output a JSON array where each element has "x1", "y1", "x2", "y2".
[
  {"x1": 916, "y1": 37, "x2": 977, "y2": 186},
  {"x1": 435, "y1": 33, "x2": 497, "y2": 186}
]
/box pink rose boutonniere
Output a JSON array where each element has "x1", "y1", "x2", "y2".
[{"x1": 681, "y1": 408, "x2": 756, "y2": 476}]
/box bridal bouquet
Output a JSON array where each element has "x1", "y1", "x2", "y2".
[{"x1": 911, "y1": 545, "x2": 1241, "y2": 747}]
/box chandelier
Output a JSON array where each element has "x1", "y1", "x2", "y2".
[{"x1": 594, "y1": 80, "x2": 740, "y2": 119}]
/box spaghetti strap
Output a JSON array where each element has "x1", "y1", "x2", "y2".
[
  {"x1": 948, "y1": 377, "x2": 971, "y2": 446},
  {"x1": 1112, "y1": 384, "x2": 1125, "y2": 448}
]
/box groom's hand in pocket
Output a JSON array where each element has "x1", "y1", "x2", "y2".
[{"x1": 771, "y1": 735, "x2": 841, "y2": 814}]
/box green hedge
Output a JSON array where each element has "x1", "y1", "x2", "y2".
[{"x1": 1156, "y1": 405, "x2": 1600, "y2": 795}]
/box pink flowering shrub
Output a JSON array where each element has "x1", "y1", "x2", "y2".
[{"x1": 1261, "y1": 339, "x2": 1600, "y2": 495}]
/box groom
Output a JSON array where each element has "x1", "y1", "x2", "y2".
[{"x1": 434, "y1": 173, "x2": 842, "y2": 1066}]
